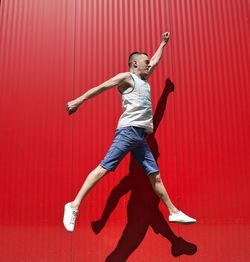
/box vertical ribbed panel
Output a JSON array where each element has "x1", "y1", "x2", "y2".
[
  {"x1": 170, "y1": 1, "x2": 250, "y2": 260},
  {"x1": 171, "y1": 0, "x2": 249, "y2": 216},
  {"x1": 0, "y1": 0, "x2": 249, "y2": 261},
  {"x1": 0, "y1": 0, "x2": 75, "y2": 261}
]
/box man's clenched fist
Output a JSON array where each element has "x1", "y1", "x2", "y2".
[{"x1": 162, "y1": 32, "x2": 170, "y2": 43}]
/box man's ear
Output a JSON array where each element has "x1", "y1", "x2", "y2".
[{"x1": 133, "y1": 60, "x2": 138, "y2": 68}]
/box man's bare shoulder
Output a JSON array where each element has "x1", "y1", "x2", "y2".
[
  {"x1": 100, "y1": 72, "x2": 131, "y2": 89},
  {"x1": 116, "y1": 72, "x2": 131, "y2": 82},
  {"x1": 117, "y1": 72, "x2": 133, "y2": 92}
]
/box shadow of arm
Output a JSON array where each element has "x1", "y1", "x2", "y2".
[
  {"x1": 91, "y1": 174, "x2": 132, "y2": 234},
  {"x1": 153, "y1": 78, "x2": 174, "y2": 133}
]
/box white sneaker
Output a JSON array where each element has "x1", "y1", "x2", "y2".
[
  {"x1": 169, "y1": 211, "x2": 196, "y2": 224},
  {"x1": 63, "y1": 202, "x2": 79, "y2": 232}
]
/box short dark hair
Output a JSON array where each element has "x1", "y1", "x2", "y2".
[{"x1": 128, "y1": 51, "x2": 148, "y2": 67}]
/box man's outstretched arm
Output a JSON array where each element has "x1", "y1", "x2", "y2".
[
  {"x1": 67, "y1": 72, "x2": 130, "y2": 115},
  {"x1": 146, "y1": 32, "x2": 171, "y2": 79}
]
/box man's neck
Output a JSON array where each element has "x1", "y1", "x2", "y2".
[{"x1": 130, "y1": 70, "x2": 145, "y2": 80}]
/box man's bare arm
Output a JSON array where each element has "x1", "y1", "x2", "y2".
[
  {"x1": 146, "y1": 32, "x2": 170, "y2": 78},
  {"x1": 67, "y1": 72, "x2": 130, "y2": 115}
]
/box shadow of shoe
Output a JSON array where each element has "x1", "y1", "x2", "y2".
[{"x1": 171, "y1": 237, "x2": 197, "y2": 257}]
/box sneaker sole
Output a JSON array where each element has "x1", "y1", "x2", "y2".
[{"x1": 169, "y1": 220, "x2": 196, "y2": 224}]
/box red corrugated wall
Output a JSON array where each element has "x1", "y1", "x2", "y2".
[{"x1": 0, "y1": 0, "x2": 249, "y2": 261}]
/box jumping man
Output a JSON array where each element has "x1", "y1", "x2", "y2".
[{"x1": 63, "y1": 32, "x2": 196, "y2": 232}]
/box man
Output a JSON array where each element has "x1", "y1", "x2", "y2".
[{"x1": 64, "y1": 32, "x2": 196, "y2": 232}]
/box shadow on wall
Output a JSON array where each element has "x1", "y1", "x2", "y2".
[{"x1": 91, "y1": 79, "x2": 197, "y2": 261}]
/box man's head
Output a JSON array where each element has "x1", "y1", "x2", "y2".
[
  {"x1": 128, "y1": 52, "x2": 148, "y2": 67},
  {"x1": 128, "y1": 52, "x2": 151, "y2": 77}
]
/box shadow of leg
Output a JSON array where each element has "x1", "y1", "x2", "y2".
[
  {"x1": 105, "y1": 220, "x2": 148, "y2": 262},
  {"x1": 151, "y1": 208, "x2": 197, "y2": 257}
]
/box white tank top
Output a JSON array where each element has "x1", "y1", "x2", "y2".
[{"x1": 117, "y1": 73, "x2": 154, "y2": 134}]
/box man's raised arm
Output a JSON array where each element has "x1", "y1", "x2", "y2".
[
  {"x1": 67, "y1": 72, "x2": 130, "y2": 115},
  {"x1": 147, "y1": 32, "x2": 170, "y2": 78}
]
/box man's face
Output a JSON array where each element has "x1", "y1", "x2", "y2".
[{"x1": 135, "y1": 54, "x2": 151, "y2": 75}]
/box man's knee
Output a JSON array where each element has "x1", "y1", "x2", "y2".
[
  {"x1": 149, "y1": 171, "x2": 162, "y2": 184},
  {"x1": 94, "y1": 165, "x2": 109, "y2": 179}
]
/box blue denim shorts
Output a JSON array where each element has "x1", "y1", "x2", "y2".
[{"x1": 100, "y1": 126, "x2": 159, "y2": 176}]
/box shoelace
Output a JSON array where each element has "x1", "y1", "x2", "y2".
[{"x1": 70, "y1": 210, "x2": 78, "y2": 225}]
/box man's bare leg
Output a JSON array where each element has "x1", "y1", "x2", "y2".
[
  {"x1": 149, "y1": 172, "x2": 196, "y2": 223},
  {"x1": 149, "y1": 172, "x2": 178, "y2": 214},
  {"x1": 71, "y1": 165, "x2": 109, "y2": 209},
  {"x1": 63, "y1": 165, "x2": 109, "y2": 232}
]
